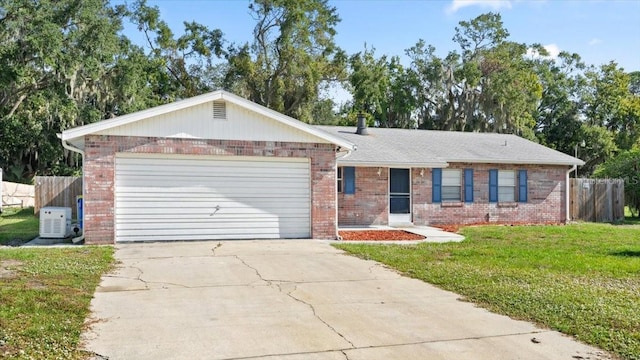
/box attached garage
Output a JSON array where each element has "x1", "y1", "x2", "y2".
[
  {"x1": 60, "y1": 90, "x2": 355, "y2": 244},
  {"x1": 115, "y1": 154, "x2": 310, "y2": 242}
]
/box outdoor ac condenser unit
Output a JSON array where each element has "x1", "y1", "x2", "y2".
[{"x1": 39, "y1": 207, "x2": 72, "y2": 238}]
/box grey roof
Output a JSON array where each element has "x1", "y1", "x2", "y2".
[{"x1": 316, "y1": 126, "x2": 584, "y2": 167}]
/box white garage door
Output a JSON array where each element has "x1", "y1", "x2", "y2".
[{"x1": 115, "y1": 154, "x2": 311, "y2": 242}]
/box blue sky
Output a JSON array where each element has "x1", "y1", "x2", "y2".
[{"x1": 120, "y1": 0, "x2": 640, "y2": 73}]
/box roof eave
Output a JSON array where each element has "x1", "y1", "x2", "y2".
[
  {"x1": 337, "y1": 160, "x2": 449, "y2": 168},
  {"x1": 444, "y1": 158, "x2": 585, "y2": 166}
]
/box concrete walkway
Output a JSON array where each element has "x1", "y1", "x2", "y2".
[{"x1": 82, "y1": 240, "x2": 611, "y2": 360}]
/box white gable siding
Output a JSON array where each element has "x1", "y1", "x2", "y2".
[{"x1": 96, "y1": 101, "x2": 327, "y2": 143}]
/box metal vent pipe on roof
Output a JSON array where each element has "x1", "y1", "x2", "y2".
[{"x1": 356, "y1": 113, "x2": 368, "y2": 135}]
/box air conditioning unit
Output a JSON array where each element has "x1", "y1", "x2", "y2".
[{"x1": 40, "y1": 207, "x2": 72, "y2": 238}]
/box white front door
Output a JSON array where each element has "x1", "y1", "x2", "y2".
[{"x1": 389, "y1": 168, "x2": 412, "y2": 225}]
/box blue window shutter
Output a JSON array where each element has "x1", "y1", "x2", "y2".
[
  {"x1": 489, "y1": 169, "x2": 498, "y2": 203},
  {"x1": 518, "y1": 170, "x2": 528, "y2": 202},
  {"x1": 464, "y1": 169, "x2": 474, "y2": 203},
  {"x1": 432, "y1": 168, "x2": 442, "y2": 203},
  {"x1": 344, "y1": 166, "x2": 355, "y2": 194}
]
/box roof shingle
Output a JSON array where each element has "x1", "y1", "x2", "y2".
[{"x1": 316, "y1": 126, "x2": 584, "y2": 167}]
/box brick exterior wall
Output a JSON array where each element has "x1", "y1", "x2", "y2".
[
  {"x1": 338, "y1": 167, "x2": 388, "y2": 225},
  {"x1": 83, "y1": 135, "x2": 337, "y2": 244},
  {"x1": 338, "y1": 164, "x2": 568, "y2": 227}
]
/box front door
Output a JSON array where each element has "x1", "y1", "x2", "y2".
[{"x1": 389, "y1": 168, "x2": 411, "y2": 225}]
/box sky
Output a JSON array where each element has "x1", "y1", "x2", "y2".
[{"x1": 119, "y1": 0, "x2": 640, "y2": 73}]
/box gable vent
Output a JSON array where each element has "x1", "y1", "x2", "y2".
[{"x1": 213, "y1": 101, "x2": 227, "y2": 120}]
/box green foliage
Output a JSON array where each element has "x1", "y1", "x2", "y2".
[
  {"x1": 578, "y1": 123, "x2": 619, "y2": 176},
  {"x1": 453, "y1": 12, "x2": 509, "y2": 57},
  {"x1": 0, "y1": 0, "x2": 226, "y2": 182},
  {"x1": 335, "y1": 224, "x2": 640, "y2": 359},
  {"x1": 348, "y1": 47, "x2": 415, "y2": 128},
  {"x1": 1, "y1": 3, "x2": 638, "y2": 182},
  {"x1": 584, "y1": 62, "x2": 640, "y2": 150},
  {"x1": 347, "y1": 12, "x2": 543, "y2": 137},
  {"x1": 534, "y1": 52, "x2": 586, "y2": 154},
  {"x1": 0, "y1": 246, "x2": 114, "y2": 358},
  {"x1": 630, "y1": 71, "x2": 640, "y2": 95},
  {"x1": 342, "y1": 12, "x2": 638, "y2": 176},
  {"x1": 127, "y1": 0, "x2": 225, "y2": 99},
  {"x1": 0, "y1": 0, "x2": 126, "y2": 179},
  {"x1": 224, "y1": 0, "x2": 346, "y2": 122},
  {"x1": 310, "y1": 98, "x2": 339, "y2": 124},
  {"x1": 594, "y1": 149, "x2": 640, "y2": 217}
]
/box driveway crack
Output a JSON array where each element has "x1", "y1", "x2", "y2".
[
  {"x1": 211, "y1": 242, "x2": 223, "y2": 256},
  {"x1": 234, "y1": 255, "x2": 291, "y2": 284},
  {"x1": 108, "y1": 264, "x2": 189, "y2": 289},
  {"x1": 128, "y1": 265, "x2": 149, "y2": 290},
  {"x1": 233, "y1": 255, "x2": 355, "y2": 348},
  {"x1": 280, "y1": 283, "x2": 356, "y2": 349}
]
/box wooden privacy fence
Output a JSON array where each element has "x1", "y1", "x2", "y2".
[
  {"x1": 34, "y1": 176, "x2": 82, "y2": 218},
  {"x1": 570, "y1": 178, "x2": 625, "y2": 223}
]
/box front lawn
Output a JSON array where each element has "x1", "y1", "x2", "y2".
[
  {"x1": 334, "y1": 223, "x2": 640, "y2": 360},
  {"x1": 1, "y1": 210, "x2": 114, "y2": 359},
  {"x1": 0, "y1": 208, "x2": 39, "y2": 246}
]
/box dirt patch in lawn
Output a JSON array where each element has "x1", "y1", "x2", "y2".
[
  {"x1": 0, "y1": 260, "x2": 23, "y2": 279},
  {"x1": 339, "y1": 230, "x2": 425, "y2": 241}
]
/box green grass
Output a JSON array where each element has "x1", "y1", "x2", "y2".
[
  {"x1": 0, "y1": 247, "x2": 114, "y2": 359},
  {"x1": 334, "y1": 223, "x2": 640, "y2": 360},
  {"x1": 0, "y1": 208, "x2": 39, "y2": 246},
  {"x1": 0, "y1": 207, "x2": 114, "y2": 359},
  {"x1": 624, "y1": 206, "x2": 640, "y2": 225}
]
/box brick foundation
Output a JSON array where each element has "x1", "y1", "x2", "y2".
[
  {"x1": 338, "y1": 164, "x2": 568, "y2": 227},
  {"x1": 83, "y1": 135, "x2": 337, "y2": 244}
]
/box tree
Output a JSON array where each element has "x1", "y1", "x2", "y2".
[
  {"x1": 577, "y1": 124, "x2": 618, "y2": 176},
  {"x1": 0, "y1": 0, "x2": 128, "y2": 180},
  {"x1": 127, "y1": 0, "x2": 225, "y2": 100},
  {"x1": 405, "y1": 40, "x2": 448, "y2": 129},
  {"x1": 533, "y1": 51, "x2": 586, "y2": 155},
  {"x1": 224, "y1": 0, "x2": 346, "y2": 122},
  {"x1": 0, "y1": 0, "x2": 227, "y2": 182},
  {"x1": 629, "y1": 71, "x2": 640, "y2": 95},
  {"x1": 476, "y1": 41, "x2": 541, "y2": 139},
  {"x1": 346, "y1": 46, "x2": 416, "y2": 128},
  {"x1": 409, "y1": 13, "x2": 542, "y2": 135},
  {"x1": 583, "y1": 62, "x2": 640, "y2": 150},
  {"x1": 594, "y1": 148, "x2": 640, "y2": 217},
  {"x1": 310, "y1": 98, "x2": 339, "y2": 124}
]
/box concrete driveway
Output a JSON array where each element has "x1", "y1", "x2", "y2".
[{"x1": 82, "y1": 240, "x2": 610, "y2": 360}]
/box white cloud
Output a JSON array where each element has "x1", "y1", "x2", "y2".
[
  {"x1": 526, "y1": 44, "x2": 561, "y2": 60},
  {"x1": 588, "y1": 38, "x2": 602, "y2": 46},
  {"x1": 543, "y1": 44, "x2": 561, "y2": 58},
  {"x1": 446, "y1": 0, "x2": 513, "y2": 14}
]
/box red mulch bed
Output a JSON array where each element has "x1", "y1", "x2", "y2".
[
  {"x1": 436, "y1": 225, "x2": 461, "y2": 233},
  {"x1": 339, "y1": 230, "x2": 425, "y2": 241}
]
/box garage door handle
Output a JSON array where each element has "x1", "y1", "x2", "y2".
[{"x1": 210, "y1": 205, "x2": 221, "y2": 216}]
